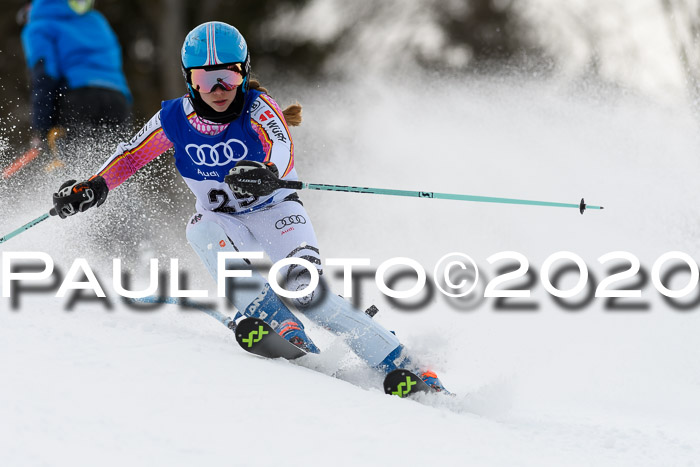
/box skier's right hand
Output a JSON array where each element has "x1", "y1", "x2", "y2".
[
  {"x1": 225, "y1": 160, "x2": 280, "y2": 197},
  {"x1": 51, "y1": 176, "x2": 109, "y2": 219}
]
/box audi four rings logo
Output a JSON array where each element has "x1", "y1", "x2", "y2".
[
  {"x1": 275, "y1": 215, "x2": 307, "y2": 229},
  {"x1": 185, "y1": 138, "x2": 248, "y2": 167}
]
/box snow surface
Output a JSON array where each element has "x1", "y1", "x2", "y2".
[{"x1": 2, "y1": 76, "x2": 700, "y2": 466}]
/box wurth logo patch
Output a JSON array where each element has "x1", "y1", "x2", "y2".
[
  {"x1": 255, "y1": 103, "x2": 289, "y2": 144},
  {"x1": 259, "y1": 110, "x2": 274, "y2": 122},
  {"x1": 265, "y1": 120, "x2": 287, "y2": 144}
]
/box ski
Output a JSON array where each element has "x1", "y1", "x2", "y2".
[
  {"x1": 234, "y1": 317, "x2": 307, "y2": 360},
  {"x1": 383, "y1": 369, "x2": 432, "y2": 398}
]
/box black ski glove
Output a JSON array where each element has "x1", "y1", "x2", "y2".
[
  {"x1": 225, "y1": 160, "x2": 280, "y2": 197},
  {"x1": 51, "y1": 176, "x2": 109, "y2": 219}
]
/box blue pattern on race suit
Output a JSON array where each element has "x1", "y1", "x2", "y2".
[{"x1": 160, "y1": 90, "x2": 283, "y2": 214}]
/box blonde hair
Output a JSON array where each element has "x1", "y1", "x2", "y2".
[{"x1": 249, "y1": 79, "x2": 302, "y2": 126}]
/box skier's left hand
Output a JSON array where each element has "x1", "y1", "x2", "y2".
[
  {"x1": 225, "y1": 160, "x2": 280, "y2": 197},
  {"x1": 51, "y1": 176, "x2": 109, "y2": 219}
]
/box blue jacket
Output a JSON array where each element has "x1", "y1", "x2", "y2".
[{"x1": 21, "y1": 0, "x2": 131, "y2": 132}]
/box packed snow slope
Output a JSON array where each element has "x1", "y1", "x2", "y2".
[{"x1": 2, "y1": 76, "x2": 700, "y2": 466}]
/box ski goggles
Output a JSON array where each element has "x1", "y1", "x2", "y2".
[{"x1": 190, "y1": 66, "x2": 244, "y2": 94}]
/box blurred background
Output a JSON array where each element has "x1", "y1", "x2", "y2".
[{"x1": 1, "y1": 0, "x2": 700, "y2": 133}]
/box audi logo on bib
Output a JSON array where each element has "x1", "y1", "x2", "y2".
[
  {"x1": 185, "y1": 138, "x2": 248, "y2": 167},
  {"x1": 275, "y1": 215, "x2": 307, "y2": 229}
]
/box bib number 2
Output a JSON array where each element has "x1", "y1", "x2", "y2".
[{"x1": 208, "y1": 189, "x2": 258, "y2": 213}]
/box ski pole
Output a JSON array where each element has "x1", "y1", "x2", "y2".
[
  {"x1": 2, "y1": 147, "x2": 41, "y2": 179},
  {"x1": 2, "y1": 128, "x2": 67, "y2": 179},
  {"x1": 298, "y1": 183, "x2": 602, "y2": 213},
  {"x1": 0, "y1": 210, "x2": 57, "y2": 245},
  {"x1": 225, "y1": 172, "x2": 604, "y2": 214},
  {"x1": 129, "y1": 295, "x2": 242, "y2": 331}
]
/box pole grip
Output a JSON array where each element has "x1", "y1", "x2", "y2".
[{"x1": 277, "y1": 180, "x2": 304, "y2": 190}]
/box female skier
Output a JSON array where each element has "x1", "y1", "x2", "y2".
[{"x1": 50, "y1": 21, "x2": 448, "y2": 392}]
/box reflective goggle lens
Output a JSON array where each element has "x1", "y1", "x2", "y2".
[{"x1": 190, "y1": 68, "x2": 243, "y2": 93}]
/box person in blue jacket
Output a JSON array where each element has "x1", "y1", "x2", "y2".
[{"x1": 20, "y1": 0, "x2": 132, "y2": 146}]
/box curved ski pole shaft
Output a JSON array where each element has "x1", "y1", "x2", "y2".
[
  {"x1": 275, "y1": 180, "x2": 604, "y2": 214},
  {"x1": 129, "y1": 295, "x2": 243, "y2": 330},
  {"x1": 0, "y1": 212, "x2": 54, "y2": 245}
]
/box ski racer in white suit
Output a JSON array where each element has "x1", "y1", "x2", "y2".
[{"x1": 50, "y1": 21, "x2": 449, "y2": 391}]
